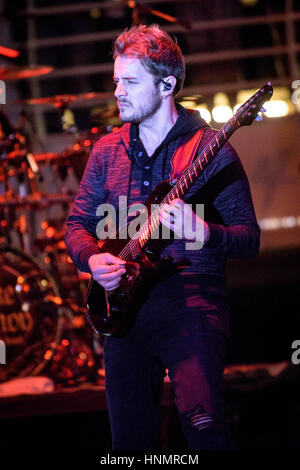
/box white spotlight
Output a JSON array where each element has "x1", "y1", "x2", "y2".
[
  {"x1": 194, "y1": 106, "x2": 212, "y2": 123},
  {"x1": 212, "y1": 106, "x2": 233, "y2": 123},
  {"x1": 264, "y1": 100, "x2": 289, "y2": 118}
]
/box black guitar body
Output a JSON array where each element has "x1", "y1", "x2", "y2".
[{"x1": 86, "y1": 180, "x2": 177, "y2": 337}]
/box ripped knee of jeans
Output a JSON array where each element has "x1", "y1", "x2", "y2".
[{"x1": 183, "y1": 405, "x2": 214, "y2": 431}]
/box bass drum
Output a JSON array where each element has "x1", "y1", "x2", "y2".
[
  {"x1": 0, "y1": 245, "x2": 97, "y2": 385},
  {"x1": 0, "y1": 245, "x2": 63, "y2": 382}
]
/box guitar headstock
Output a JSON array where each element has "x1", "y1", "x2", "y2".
[{"x1": 234, "y1": 82, "x2": 273, "y2": 127}]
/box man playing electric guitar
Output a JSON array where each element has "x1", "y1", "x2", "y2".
[{"x1": 65, "y1": 24, "x2": 261, "y2": 450}]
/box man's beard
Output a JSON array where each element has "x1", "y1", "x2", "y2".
[{"x1": 119, "y1": 87, "x2": 162, "y2": 124}]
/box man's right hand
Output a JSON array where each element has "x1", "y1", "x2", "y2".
[{"x1": 88, "y1": 253, "x2": 126, "y2": 291}]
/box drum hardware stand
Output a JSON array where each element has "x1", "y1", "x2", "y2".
[
  {"x1": 30, "y1": 302, "x2": 64, "y2": 377},
  {"x1": 17, "y1": 109, "x2": 47, "y2": 154},
  {"x1": 15, "y1": 152, "x2": 41, "y2": 255},
  {"x1": 0, "y1": 149, "x2": 17, "y2": 246},
  {"x1": 31, "y1": 299, "x2": 99, "y2": 386},
  {"x1": 4, "y1": 149, "x2": 47, "y2": 254},
  {"x1": 59, "y1": 103, "x2": 78, "y2": 137}
]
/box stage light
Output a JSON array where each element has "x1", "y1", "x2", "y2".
[
  {"x1": 0, "y1": 46, "x2": 19, "y2": 58},
  {"x1": 21, "y1": 302, "x2": 30, "y2": 312},
  {"x1": 46, "y1": 226, "x2": 55, "y2": 238},
  {"x1": 212, "y1": 92, "x2": 233, "y2": 123},
  {"x1": 259, "y1": 216, "x2": 299, "y2": 230},
  {"x1": 259, "y1": 218, "x2": 281, "y2": 230},
  {"x1": 179, "y1": 100, "x2": 197, "y2": 108},
  {"x1": 193, "y1": 106, "x2": 211, "y2": 123},
  {"x1": 240, "y1": 0, "x2": 258, "y2": 6},
  {"x1": 280, "y1": 216, "x2": 297, "y2": 228},
  {"x1": 237, "y1": 89, "x2": 262, "y2": 105},
  {"x1": 236, "y1": 86, "x2": 293, "y2": 118},
  {"x1": 212, "y1": 106, "x2": 233, "y2": 123},
  {"x1": 179, "y1": 99, "x2": 211, "y2": 122},
  {"x1": 90, "y1": 8, "x2": 101, "y2": 19},
  {"x1": 233, "y1": 103, "x2": 243, "y2": 114},
  {"x1": 264, "y1": 100, "x2": 289, "y2": 117},
  {"x1": 44, "y1": 350, "x2": 53, "y2": 360}
]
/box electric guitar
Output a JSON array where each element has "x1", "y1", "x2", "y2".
[{"x1": 86, "y1": 83, "x2": 273, "y2": 337}]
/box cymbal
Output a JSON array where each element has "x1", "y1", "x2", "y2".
[
  {"x1": 17, "y1": 91, "x2": 114, "y2": 106},
  {"x1": 0, "y1": 65, "x2": 53, "y2": 80}
]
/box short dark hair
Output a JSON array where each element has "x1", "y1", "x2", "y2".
[{"x1": 113, "y1": 24, "x2": 185, "y2": 95}]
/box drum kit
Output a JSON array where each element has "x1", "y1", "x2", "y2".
[
  {"x1": 0, "y1": 64, "x2": 118, "y2": 387},
  {"x1": 0, "y1": 3, "x2": 192, "y2": 390}
]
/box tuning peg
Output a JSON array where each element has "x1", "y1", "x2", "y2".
[
  {"x1": 260, "y1": 106, "x2": 266, "y2": 112},
  {"x1": 255, "y1": 114, "x2": 263, "y2": 121}
]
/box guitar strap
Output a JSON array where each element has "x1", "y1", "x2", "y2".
[{"x1": 169, "y1": 126, "x2": 207, "y2": 183}]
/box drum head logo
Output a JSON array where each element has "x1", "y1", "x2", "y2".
[
  {"x1": 0, "y1": 279, "x2": 34, "y2": 348},
  {"x1": 0, "y1": 248, "x2": 60, "y2": 382}
]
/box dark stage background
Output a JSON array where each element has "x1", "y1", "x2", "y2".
[{"x1": 0, "y1": 0, "x2": 300, "y2": 452}]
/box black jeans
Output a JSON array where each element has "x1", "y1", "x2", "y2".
[{"x1": 104, "y1": 274, "x2": 235, "y2": 450}]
